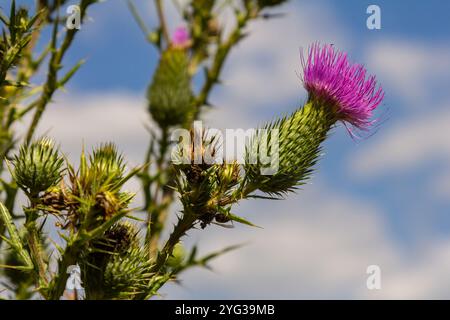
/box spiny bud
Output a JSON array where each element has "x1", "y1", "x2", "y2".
[
  {"x1": 177, "y1": 128, "x2": 221, "y2": 185},
  {"x1": 81, "y1": 223, "x2": 144, "y2": 299},
  {"x1": 89, "y1": 143, "x2": 126, "y2": 185},
  {"x1": 102, "y1": 222, "x2": 139, "y2": 255},
  {"x1": 148, "y1": 48, "x2": 194, "y2": 128},
  {"x1": 101, "y1": 247, "x2": 152, "y2": 299},
  {"x1": 11, "y1": 138, "x2": 64, "y2": 196}
]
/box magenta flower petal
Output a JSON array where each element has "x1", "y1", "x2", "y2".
[
  {"x1": 301, "y1": 43, "x2": 384, "y2": 130},
  {"x1": 172, "y1": 26, "x2": 190, "y2": 47}
]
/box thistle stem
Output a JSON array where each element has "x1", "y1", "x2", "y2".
[
  {"x1": 146, "y1": 126, "x2": 170, "y2": 256},
  {"x1": 154, "y1": 0, "x2": 170, "y2": 46},
  {"x1": 151, "y1": 213, "x2": 197, "y2": 274},
  {"x1": 25, "y1": 221, "x2": 48, "y2": 287},
  {"x1": 24, "y1": 203, "x2": 49, "y2": 292},
  {"x1": 47, "y1": 242, "x2": 79, "y2": 300},
  {"x1": 195, "y1": 8, "x2": 256, "y2": 113},
  {"x1": 25, "y1": 0, "x2": 94, "y2": 144}
]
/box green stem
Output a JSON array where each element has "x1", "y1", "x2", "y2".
[
  {"x1": 47, "y1": 242, "x2": 80, "y2": 300},
  {"x1": 146, "y1": 127, "x2": 170, "y2": 256},
  {"x1": 25, "y1": 220, "x2": 48, "y2": 287},
  {"x1": 24, "y1": 201, "x2": 49, "y2": 293},
  {"x1": 195, "y1": 8, "x2": 255, "y2": 114},
  {"x1": 25, "y1": 0, "x2": 94, "y2": 144},
  {"x1": 154, "y1": 0, "x2": 170, "y2": 46},
  {"x1": 151, "y1": 213, "x2": 197, "y2": 274}
]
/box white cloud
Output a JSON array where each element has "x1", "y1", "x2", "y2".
[
  {"x1": 350, "y1": 103, "x2": 450, "y2": 178},
  {"x1": 365, "y1": 39, "x2": 450, "y2": 106},
  {"x1": 203, "y1": 1, "x2": 349, "y2": 129},
  {"x1": 377, "y1": 240, "x2": 450, "y2": 299},
  {"x1": 429, "y1": 170, "x2": 450, "y2": 200},
  {"x1": 19, "y1": 91, "x2": 148, "y2": 165},
  {"x1": 160, "y1": 182, "x2": 450, "y2": 299},
  {"x1": 351, "y1": 39, "x2": 450, "y2": 202}
]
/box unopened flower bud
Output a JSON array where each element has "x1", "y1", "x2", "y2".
[
  {"x1": 11, "y1": 138, "x2": 64, "y2": 196},
  {"x1": 89, "y1": 143, "x2": 126, "y2": 183},
  {"x1": 148, "y1": 47, "x2": 194, "y2": 127}
]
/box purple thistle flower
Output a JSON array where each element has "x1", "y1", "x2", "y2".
[
  {"x1": 171, "y1": 26, "x2": 190, "y2": 48},
  {"x1": 301, "y1": 43, "x2": 384, "y2": 131}
]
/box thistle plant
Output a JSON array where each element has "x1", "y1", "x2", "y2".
[{"x1": 0, "y1": 0, "x2": 384, "y2": 300}]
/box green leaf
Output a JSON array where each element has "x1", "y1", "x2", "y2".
[
  {"x1": 0, "y1": 202, "x2": 33, "y2": 270},
  {"x1": 227, "y1": 213, "x2": 262, "y2": 228}
]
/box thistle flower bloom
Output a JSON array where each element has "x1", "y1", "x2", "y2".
[
  {"x1": 245, "y1": 45, "x2": 385, "y2": 195},
  {"x1": 301, "y1": 43, "x2": 384, "y2": 130},
  {"x1": 171, "y1": 26, "x2": 190, "y2": 48}
]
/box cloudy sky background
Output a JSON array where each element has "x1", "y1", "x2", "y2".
[{"x1": 8, "y1": 0, "x2": 450, "y2": 298}]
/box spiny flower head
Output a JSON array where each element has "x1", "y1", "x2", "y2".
[
  {"x1": 148, "y1": 45, "x2": 194, "y2": 127},
  {"x1": 171, "y1": 26, "x2": 190, "y2": 48},
  {"x1": 301, "y1": 43, "x2": 384, "y2": 130},
  {"x1": 89, "y1": 143, "x2": 126, "y2": 182},
  {"x1": 11, "y1": 137, "x2": 65, "y2": 196}
]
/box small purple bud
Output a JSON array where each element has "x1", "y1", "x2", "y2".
[{"x1": 171, "y1": 26, "x2": 190, "y2": 48}]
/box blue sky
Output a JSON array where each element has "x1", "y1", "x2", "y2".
[{"x1": 6, "y1": 0, "x2": 450, "y2": 298}]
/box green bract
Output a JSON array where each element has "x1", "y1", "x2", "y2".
[{"x1": 245, "y1": 101, "x2": 336, "y2": 196}]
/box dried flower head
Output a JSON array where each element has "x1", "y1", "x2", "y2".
[
  {"x1": 301, "y1": 43, "x2": 384, "y2": 130},
  {"x1": 102, "y1": 222, "x2": 139, "y2": 255}
]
